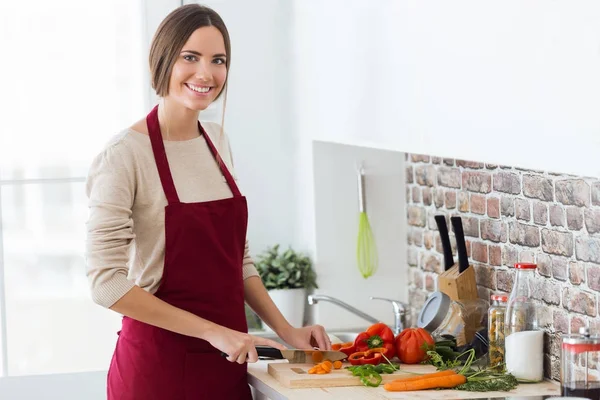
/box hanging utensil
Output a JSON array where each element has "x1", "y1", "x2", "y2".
[{"x1": 356, "y1": 162, "x2": 378, "y2": 278}]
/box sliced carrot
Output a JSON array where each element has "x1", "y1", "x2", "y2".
[
  {"x1": 311, "y1": 351, "x2": 324, "y2": 364},
  {"x1": 331, "y1": 343, "x2": 342, "y2": 351},
  {"x1": 333, "y1": 360, "x2": 343, "y2": 370},
  {"x1": 383, "y1": 373, "x2": 467, "y2": 392},
  {"x1": 388, "y1": 370, "x2": 457, "y2": 384},
  {"x1": 308, "y1": 366, "x2": 321, "y2": 374},
  {"x1": 316, "y1": 369, "x2": 328, "y2": 374},
  {"x1": 321, "y1": 363, "x2": 332, "y2": 373}
]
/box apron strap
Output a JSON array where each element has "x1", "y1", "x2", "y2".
[
  {"x1": 147, "y1": 105, "x2": 180, "y2": 204},
  {"x1": 201, "y1": 124, "x2": 242, "y2": 198}
]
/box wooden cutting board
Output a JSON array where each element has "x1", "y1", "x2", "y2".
[{"x1": 267, "y1": 361, "x2": 438, "y2": 388}]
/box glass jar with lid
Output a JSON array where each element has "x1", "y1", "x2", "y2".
[
  {"x1": 561, "y1": 326, "x2": 600, "y2": 399},
  {"x1": 417, "y1": 291, "x2": 488, "y2": 347},
  {"x1": 488, "y1": 293, "x2": 508, "y2": 372},
  {"x1": 505, "y1": 262, "x2": 544, "y2": 382}
]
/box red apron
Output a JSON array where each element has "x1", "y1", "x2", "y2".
[{"x1": 107, "y1": 105, "x2": 252, "y2": 400}]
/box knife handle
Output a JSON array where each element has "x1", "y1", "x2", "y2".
[
  {"x1": 451, "y1": 216, "x2": 469, "y2": 274},
  {"x1": 220, "y1": 346, "x2": 283, "y2": 360},
  {"x1": 435, "y1": 215, "x2": 454, "y2": 271}
]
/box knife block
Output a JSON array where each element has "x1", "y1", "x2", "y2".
[{"x1": 438, "y1": 264, "x2": 480, "y2": 343}]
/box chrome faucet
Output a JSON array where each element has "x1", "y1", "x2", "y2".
[{"x1": 307, "y1": 294, "x2": 408, "y2": 335}]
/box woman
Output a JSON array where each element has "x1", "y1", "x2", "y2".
[{"x1": 85, "y1": 4, "x2": 331, "y2": 399}]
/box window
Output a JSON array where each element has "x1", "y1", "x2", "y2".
[{"x1": 0, "y1": 0, "x2": 149, "y2": 376}]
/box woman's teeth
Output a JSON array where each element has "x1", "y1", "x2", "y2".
[{"x1": 187, "y1": 84, "x2": 211, "y2": 93}]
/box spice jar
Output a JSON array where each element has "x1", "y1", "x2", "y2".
[
  {"x1": 417, "y1": 291, "x2": 488, "y2": 347},
  {"x1": 505, "y1": 263, "x2": 544, "y2": 382},
  {"x1": 488, "y1": 293, "x2": 508, "y2": 372}
]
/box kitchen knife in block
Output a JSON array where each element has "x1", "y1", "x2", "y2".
[
  {"x1": 437, "y1": 216, "x2": 478, "y2": 303},
  {"x1": 434, "y1": 215, "x2": 454, "y2": 271}
]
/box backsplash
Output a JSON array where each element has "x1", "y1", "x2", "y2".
[{"x1": 405, "y1": 153, "x2": 600, "y2": 380}]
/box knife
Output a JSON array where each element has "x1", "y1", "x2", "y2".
[
  {"x1": 220, "y1": 346, "x2": 347, "y2": 363},
  {"x1": 451, "y1": 216, "x2": 469, "y2": 274},
  {"x1": 434, "y1": 215, "x2": 454, "y2": 271}
]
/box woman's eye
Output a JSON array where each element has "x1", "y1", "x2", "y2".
[
  {"x1": 213, "y1": 58, "x2": 226, "y2": 65},
  {"x1": 183, "y1": 54, "x2": 197, "y2": 62}
]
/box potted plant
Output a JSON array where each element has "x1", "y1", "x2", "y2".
[{"x1": 255, "y1": 244, "x2": 318, "y2": 330}]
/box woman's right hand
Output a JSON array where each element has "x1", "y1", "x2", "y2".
[{"x1": 203, "y1": 324, "x2": 287, "y2": 364}]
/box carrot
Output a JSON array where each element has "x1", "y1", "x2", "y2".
[
  {"x1": 388, "y1": 370, "x2": 457, "y2": 384},
  {"x1": 308, "y1": 366, "x2": 320, "y2": 374},
  {"x1": 383, "y1": 373, "x2": 467, "y2": 392},
  {"x1": 333, "y1": 360, "x2": 342, "y2": 370},
  {"x1": 321, "y1": 362, "x2": 332, "y2": 373},
  {"x1": 331, "y1": 343, "x2": 342, "y2": 351}
]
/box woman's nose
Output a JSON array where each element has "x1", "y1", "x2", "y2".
[{"x1": 195, "y1": 60, "x2": 212, "y2": 81}]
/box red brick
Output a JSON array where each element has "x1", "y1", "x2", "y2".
[
  {"x1": 489, "y1": 245, "x2": 502, "y2": 266},
  {"x1": 415, "y1": 165, "x2": 436, "y2": 187},
  {"x1": 585, "y1": 209, "x2": 600, "y2": 234},
  {"x1": 575, "y1": 237, "x2": 600, "y2": 264},
  {"x1": 456, "y1": 160, "x2": 484, "y2": 169},
  {"x1": 556, "y1": 179, "x2": 590, "y2": 207},
  {"x1": 563, "y1": 286, "x2": 597, "y2": 317},
  {"x1": 537, "y1": 253, "x2": 552, "y2": 277},
  {"x1": 445, "y1": 191, "x2": 457, "y2": 209},
  {"x1": 549, "y1": 204, "x2": 565, "y2": 227},
  {"x1": 437, "y1": 167, "x2": 461, "y2": 189},
  {"x1": 408, "y1": 206, "x2": 427, "y2": 227},
  {"x1": 411, "y1": 154, "x2": 431, "y2": 163},
  {"x1": 406, "y1": 166, "x2": 414, "y2": 184},
  {"x1": 424, "y1": 231, "x2": 434, "y2": 250},
  {"x1": 554, "y1": 309, "x2": 569, "y2": 333},
  {"x1": 551, "y1": 256, "x2": 569, "y2": 282},
  {"x1": 458, "y1": 191, "x2": 469, "y2": 212},
  {"x1": 519, "y1": 251, "x2": 535, "y2": 263},
  {"x1": 509, "y1": 221, "x2": 540, "y2": 247},
  {"x1": 523, "y1": 174, "x2": 554, "y2": 201},
  {"x1": 420, "y1": 253, "x2": 443, "y2": 274},
  {"x1": 588, "y1": 265, "x2": 600, "y2": 292},
  {"x1": 443, "y1": 158, "x2": 454, "y2": 166},
  {"x1": 470, "y1": 194, "x2": 486, "y2": 214},
  {"x1": 571, "y1": 315, "x2": 587, "y2": 334},
  {"x1": 502, "y1": 245, "x2": 518, "y2": 267},
  {"x1": 541, "y1": 229, "x2": 574, "y2": 257},
  {"x1": 462, "y1": 216, "x2": 480, "y2": 238},
  {"x1": 487, "y1": 197, "x2": 500, "y2": 219},
  {"x1": 515, "y1": 198, "x2": 531, "y2": 222},
  {"x1": 462, "y1": 171, "x2": 492, "y2": 193},
  {"x1": 493, "y1": 172, "x2": 521, "y2": 194},
  {"x1": 412, "y1": 187, "x2": 421, "y2": 203},
  {"x1": 501, "y1": 195, "x2": 515, "y2": 217},
  {"x1": 425, "y1": 274, "x2": 436, "y2": 291},
  {"x1": 471, "y1": 242, "x2": 488, "y2": 263},
  {"x1": 422, "y1": 187, "x2": 432, "y2": 206},
  {"x1": 533, "y1": 201, "x2": 548, "y2": 225},
  {"x1": 474, "y1": 264, "x2": 497, "y2": 289},
  {"x1": 497, "y1": 269, "x2": 514, "y2": 292},
  {"x1": 569, "y1": 261, "x2": 585, "y2": 285}
]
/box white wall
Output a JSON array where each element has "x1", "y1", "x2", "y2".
[
  {"x1": 293, "y1": 0, "x2": 600, "y2": 178},
  {"x1": 193, "y1": 0, "x2": 298, "y2": 256},
  {"x1": 311, "y1": 141, "x2": 407, "y2": 329}
]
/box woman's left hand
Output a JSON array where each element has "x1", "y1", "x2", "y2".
[{"x1": 280, "y1": 325, "x2": 332, "y2": 351}]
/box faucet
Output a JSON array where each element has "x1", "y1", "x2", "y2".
[{"x1": 307, "y1": 294, "x2": 408, "y2": 335}]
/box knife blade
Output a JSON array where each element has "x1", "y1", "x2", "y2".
[
  {"x1": 451, "y1": 216, "x2": 469, "y2": 274},
  {"x1": 220, "y1": 346, "x2": 347, "y2": 363},
  {"x1": 434, "y1": 215, "x2": 454, "y2": 271}
]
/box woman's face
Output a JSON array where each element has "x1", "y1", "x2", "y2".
[{"x1": 167, "y1": 26, "x2": 227, "y2": 111}]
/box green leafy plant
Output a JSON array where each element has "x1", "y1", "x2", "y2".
[{"x1": 255, "y1": 244, "x2": 318, "y2": 290}]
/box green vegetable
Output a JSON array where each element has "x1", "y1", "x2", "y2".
[
  {"x1": 361, "y1": 372, "x2": 382, "y2": 387},
  {"x1": 345, "y1": 359, "x2": 400, "y2": 387},
  {"x1": 456, "y1": 373, "x2": 518, "y2": 392}
]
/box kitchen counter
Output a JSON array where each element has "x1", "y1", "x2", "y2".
[{"x1": 247, "y1": 360, "x2": 561, "y2": 400}]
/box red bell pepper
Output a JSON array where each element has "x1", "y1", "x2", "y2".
[
  {"x1": 348, "y1": 348, "x2": 386, "y2": 365},
  {"x1": 353, "y1": 322, "x2": 396, "y2": 360}
]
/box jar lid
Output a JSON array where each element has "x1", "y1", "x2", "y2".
[
  {"x1": 561, "y1": 327, "x2": 600, "y2": 352},
  {"x1": 417, "y1": 291, "x2": 451, "y2": 332},
  {"x1": 490, "y1": 293, "x2": 508, "y2": 302},
  {"x1": 514, "y1": 262, "x2": 537, "y2": 269}
]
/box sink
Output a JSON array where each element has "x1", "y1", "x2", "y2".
[{"x1": 251, "y1": 330, "x2": 361, "y2": 346}]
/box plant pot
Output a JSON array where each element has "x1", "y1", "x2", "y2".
[{"x1": 263, "y1": 288, "x2": 306, "y2": 331}]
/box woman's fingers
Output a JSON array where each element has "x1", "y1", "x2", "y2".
[
  {"x1": 311, "y1": 325, "x2": 332, "y2": 350},
  {"x1": 246, "y1": 346, "x2": 259, "y2": 363}
]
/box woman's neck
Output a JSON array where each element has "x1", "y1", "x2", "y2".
[{"x1": 158, "y1": 99, "x2": 201, "y2": 141}]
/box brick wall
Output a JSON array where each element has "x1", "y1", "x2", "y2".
[{"x1": 405, "y1": 153, "x2": 600, "y2": 380}]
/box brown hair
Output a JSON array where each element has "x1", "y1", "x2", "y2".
[{"x1": 149, "y1": 4, "x2": 231, "y2": 98}]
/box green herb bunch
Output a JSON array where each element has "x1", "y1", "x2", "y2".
[{"x1": 255, "y1": 244, "x2": 318, "y2": 290}]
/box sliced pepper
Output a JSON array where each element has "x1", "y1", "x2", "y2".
[
  {"x1": 348, "y1": 347, "x2": 387, "y2": 366},
  {"x1": 337, "y1": 342, "x2": 356, "y2": 358},
  {"x1": 360, "y1": 372, "x2": 383, "y2": 387}
]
